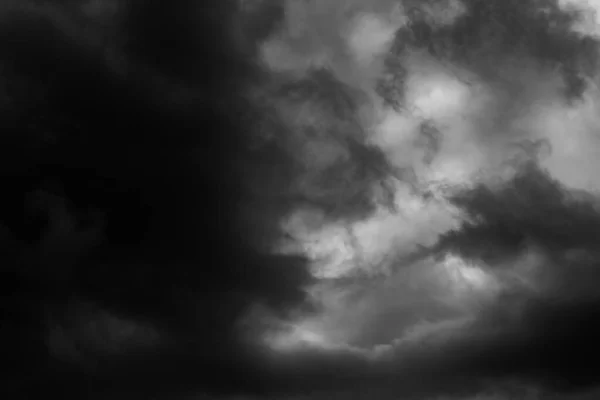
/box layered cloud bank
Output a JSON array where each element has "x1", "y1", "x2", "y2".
[{"x1": 4, "y1": 1, "x2": 600, "y2": 400}]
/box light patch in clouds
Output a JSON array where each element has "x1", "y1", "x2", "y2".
[
  {"x1": 427, "y1": 255, "x2": 504, "y2": 313},
  {"x1": 523, "y1": 83, "x2": 600, "y2": 192},
  {"x1": 347, "y1": 13, "x2": 403, "y2": 68},
  {"x1": 399, "y1": 51, "x2": 478, "y2": 121},
  {"x1": 410, "y1": 75, "x2": 469, "y2": 119},
  {"x1": 278, "y1": 180, "x2": 459, "y2": 279},
  {"x1": 409, "y1": 0, "x2": 468, "y2": 28},
  {"x1": 265, "y1": 321, "x2": 333, "y2": 351},
  {"x1": 371, "y1": 49, "x2": 594, "y2": 193},
  {"x1": 370, "y1": 51, "x2": 509, "y2": 188},
  {"x1": 270, "y1": 251, "x2": 501, "y2": 350},
  {"x1": 259, "y1": 0, "x2": 406, "y2": 90},
  {"x1": 559, "y1": 0, "x2": 600, "y2": 36},
  {"x1": 442, "y1": 255, "x2": 498, "y2": 292},
  {"x1": 280, "y1": 217, "x2": 358, "y2": 279},
  {"x1": 263, "y1": 280, "x2": 475, "y2": 354}
]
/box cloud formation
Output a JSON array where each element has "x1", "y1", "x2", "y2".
[{"x1": 5, "y1": 1, "x2": 600, "y2": 400}]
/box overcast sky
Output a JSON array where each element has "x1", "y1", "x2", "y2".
[{"x1": 4, "y1": 0, "x2": 600, "y2": 399}]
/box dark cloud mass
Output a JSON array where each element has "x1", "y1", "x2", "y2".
[
  {"x1": 433, "y1": 160, "x2": 600, "y2": 391},
  {"x1": 439, "y1": 159, "x2": 600, "y2": 265},
  {"x1": 0, "y1": 0, "x2": 312, "y2": 398},
  {"x1": 5, "y1": 1, "x2": 600, "y2": 400}
]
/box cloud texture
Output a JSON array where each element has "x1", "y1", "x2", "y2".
[{"x1": 5, "y1": 1, "x2": 600, "y2": 400}]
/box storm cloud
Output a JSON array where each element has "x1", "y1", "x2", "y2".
[{"x1": 5, "y1": 1, "x2": 600, "y2": 400}]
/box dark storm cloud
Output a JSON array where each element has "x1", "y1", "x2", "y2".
[
  {"x1": 0, "y1": 1, "x2": 403, "y2": 399},
  {"x1": 438, "y1": 157, "x2": 600, "y2": 270},
  {"x1": 428, "y1": 157, "x2": 600, "y2": 394},
  {"x1": 0, "y1": 1, "x2": 318, "y2": 398}
]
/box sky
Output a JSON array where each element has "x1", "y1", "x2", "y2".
[{"x1": 4, "y1": 0, "x2": 600, "y2": 399}]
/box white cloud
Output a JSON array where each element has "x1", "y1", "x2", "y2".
[
  {"x1": 559, "y1": 0, "x2": 600, "y2": 36},
  {"x1": 347, "y1": 13, "x2": 403, "y2": 68}
]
